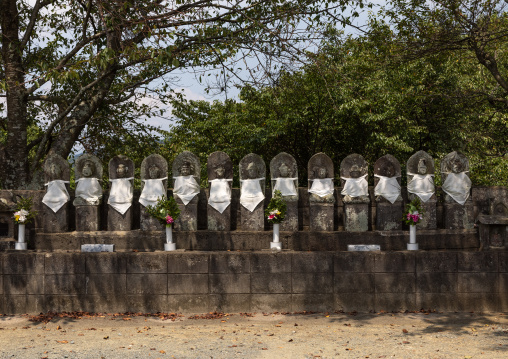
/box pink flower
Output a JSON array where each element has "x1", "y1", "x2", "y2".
[
  {"x1": 268, "y1": 214, "x2": 275, "y2": 220},
  {"x1": 166, "y1": 215, "x2": 174, "y2": 224},
  {"x1": 406, "y1": 213, "x2": 411, "y2": 220}
]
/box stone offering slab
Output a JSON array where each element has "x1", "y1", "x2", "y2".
[
  {"x1": 347, "y1": 244, "x2": 380, "y2": 251},
  {"x1": 81, "y1": 244, "x2": 115, "y2": 252}
]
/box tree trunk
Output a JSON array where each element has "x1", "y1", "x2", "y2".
[{"x1": 1, "y1": 0, "x2": 29, "y2": 189}]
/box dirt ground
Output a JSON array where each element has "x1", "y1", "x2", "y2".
[{"x1": 1, "y1": 311, "x2": 507, "y2": 358}]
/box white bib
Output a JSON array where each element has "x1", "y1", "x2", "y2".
[
  {"x1": 273, "y1": 177, "x2": 298, "y2": 196},
  {"x1": 108, "y1": 177, "x2": 134, "y2": 214},
  {"x1": 308, "y1": 178, "x2": 334, "y2": 197},
  {"x1": 374, "y1": 175, "x2": 401, "y2": 204},
  {"x1": 407, "y1": 173, "x2": 435, "y2": 203},
  {"x1": 208, "y1": 178, "x2": 232, "y2": 213},
  {"x1": 42, "y1": 180, "x2": 70, "y2": 213},
  {"x1": 173, "y1": 175, "x2": 200, "y2": 205},
  {"x1": 240, "y1": 178, "x2": 265, "y2": 212},
  {"x1": 441, "y1": 172, "x2": 472, "y2": 205},
  {"x1": 139, "y1": 177, "x2": 167, "y2": 208},
  {"x1": 341, "y1": 174, "x2": 368, "y2": 197},
  {"x1": 75, "y1": 177, "x2": 102, "y2": 205}
]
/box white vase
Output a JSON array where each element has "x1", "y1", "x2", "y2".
[
  {"x1": 270, "y1": 223, "x2": 282, "y2": 251},
  {"x1": 15, "y1": 223, "x2": 27, "y2": 250},
  {"x1": 164, "y1": 226, "x2": 176, "y2": 251},
  {"x1": 407, "y1": 224, "x2": 418, "y2": 250}
]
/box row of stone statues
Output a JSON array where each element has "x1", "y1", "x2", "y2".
[{"x1": 39, "y1": 150, "x2": 473, "y2": 233}]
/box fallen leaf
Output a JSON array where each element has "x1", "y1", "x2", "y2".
[
  {"x1": 262, "y1": 348, "x2": 268, "y2": 350},
  {"x1": 403, "y1": 341, "x2": 410, "y2": 344},
  {"x1": 103, "y1": 336, "x2": 109, "y2": 340},
  {"x1": 402, "y1": 329, "x2": 408, "y2": 333},
  {"x1": 288, "y1": 339, "x2": 293, "y2": 342},
  {"x1": 160, "y1": 350, "x2": 166, "y2": 354},
  {"x1": 56, "y1": 340, "x2": 68, "y2": 344}
]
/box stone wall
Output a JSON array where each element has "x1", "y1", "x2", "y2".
[{"x1": 1, "y1": 251, "x2": 507, "y2": 314}]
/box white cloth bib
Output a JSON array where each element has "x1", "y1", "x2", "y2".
[
  {"x1": 42, "y1": 180, "x2": 70, "y2": 213},
  {"x1": 308, "y1": 178, "x2": 334, "y2": 197},
  {"x1": 139, "y1": 177, "x2": 167, "y2": 208},
  {"x1": 407, "y1": 173, "x2": 435, "y2": 202},
  {"x1": 273, "y1": 177, "x2": 298, "y2": 196},
  {"x1": 208, "y1": 178, "x2": 232, "y2": 213},
  {"x1": 75, "y1": 177, "x2": 102, "y2": 204},
  {"x1": 374, "y1": 175, "x2": 401, "y2": 204},
  {"x1": 108, "y1": 177, "x2": 134, "y2": 214},
  {"x1": 240, "y1": 178, "x2": 265, "y2": 212},
  {"x1": 173, "y1": 175, "x2": 200, "y2": 205},
  {"x1": 341, "y1": 174, "x2": 368, "y2": 197},
  {"x1": 441, "y1": 172, "x2": 472, "y2": 205}
]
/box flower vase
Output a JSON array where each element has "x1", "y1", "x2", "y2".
[
  {"x1": 270, "y1": 223, "x2": 282, "y2": 251},
  {"x1": 164, "y1": 225, "x2": 176, "y2": 251},
  {"x1": 15, "y1": 224, "x2": 27, "y2": 250},
  {"x1": 407, "y1": 224, "x2": 418, "y2": 250}
]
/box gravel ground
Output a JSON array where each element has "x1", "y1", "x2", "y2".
[{"x1": 1, "y1": 311, "x2": 508, "y2": 358}]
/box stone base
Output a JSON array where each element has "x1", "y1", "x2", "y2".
[
  {"x1": 175, "y1": 197, "x2": 198, "y2": 231},
  {"x1": 443, "y1": 201, "x2": 474, "y2": 229},
  {"x1": 75, "y1": 205, "x2": 100, "y2": 231},
  {"x1": 309, "y1": 203, "x2": 334, "y2": 231},
  {"x1": 376, "y1": 201, "x2": 403, "y2": 231},
  {"x1": 240, "y1": 202, "x2": 264, "y2": 231},
  {"x1": 417, "y1": 200, "x2": 437, "y2": 229},
  {"x1": 140, "y1": 205, "x2": 164, "y2": 231},
  {"x1": 207, "y1": 204, "x2": 231, "y2": 231},
  {"x1": 42, "y1": 204, "x2": 69, "y2": 233},
  {"x1": 477, "y1": 214, "x2": 508, "y2": 249},
  {"x1": 344, "y1": 203, "x2": 369, "y2": 232},
  {"x1": 280, "y1": 200, "x2": 298, "y2": 231},
  {"x1": 15, "y1": 242, "x2": 27, "y2": 250},
  {"x1": 107, "y1": 206, "x2": 132, "y2": 231}
]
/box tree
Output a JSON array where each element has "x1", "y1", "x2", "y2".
[{"x1": 0, "y1": 0, "x2": 364, "y2": 189}]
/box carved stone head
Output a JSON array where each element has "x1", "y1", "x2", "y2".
[
  {"x1": 44, "y1": 153, "x2": 70, "y2": 182},
  {"x1": 207, "y1": 151, "x2": 233, "y2": 181},
  {"x1": 441, "y1": 151, "x2": 469, "y2": 174},
  {"x1": 373, "y1": 154, "x2": 401, "y2": 187},
  {"x1": 109, "y1": 155, "x2": 134, "y2": 180},
  {"x1": 141, "y1": 154, "x2": 168, "y2": 181},
  {"x1": 417, "y1": 159, "x2": 428, "y2": 175},
  {"x1": 76, "y1": 153, "x2": 102, "y2": 180},
  {"x1": 214, "y1": 165, "x2": 225, "y2": 179},
  {"x1": 82, "y1": 160, "x2": 95, "y2": 178},
  {"x1": 350, "y1": 164, "x2": 361, "y2": 178},
  {"x1": 340, "y1": 153, "x2": 368, "y2": 180},
  {"x1": 316, "y1": 167, "x2": 327, "y2": 179},
  {"x1": 279, "y1": 163, "x2": 290, "y2": 177},
  {"x1": 180, "y1": 161, "x2": 192, "y2": 176},
  {"x1": 246, "y1": 162, "x2": 258, "y2": 179},
  {"x1": 270, "y1": 152, "x2": 298, "y2": 180},
  {"x1": 407, "y1": 151, "x2": 434, "y2": 178},
  {"x1": 149, "y1": 165, "x2": 161, "y2": 179},
  {"x1": 308, "y1": 153, "x2": 334, "y2": 186},
  {"x1": 173, "y1": 151, "x2": 200, "y2": 181},
  {"x1": 239, "y1": 153, "x2": 265, "y2": 181},
  {"x1": 116, "y1": 163, "x2": 128, "y2": 178}
]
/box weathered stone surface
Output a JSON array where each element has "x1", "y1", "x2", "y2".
[
  {"x1": 41, "y1": 154, "x2": 71, "y2": 233},
  {"x1": 73, "y1": 153, "x2": 102, "y2": 207},
  {"x1": 344, "y1": 203, "x2": 369, "y2": 232},
  {"x1": 340, "y1": 153, "x2": 369, "y2": 202},
  {"x1": 140, "y1": 154, "x2": 168, "y2": 231},
  {"x1": 210, "y1": 253, "x2": 250, "y2": 273},
  {"x1": 127, "y1": 274, "x2": 167, "y2": 294},
  {"x1": 376, "y1": 202, "x2": 403, "y2": 231},
  {"x1": 444, "y1": 202, "x2": 474, "y2": 229},
  {"x1": 416, "y1": 251, "x2": 458, "y2": 272},
  {"x1": 375, "y1": 252, "x2": 415, "y2": 273},
  {"x1": 375, "y1": 273, "x2": 416, "y2": 293},
  {"x1": 81, "y1": 244, "x2": 114, "y2": 252},
  {"x1": 334, "y1": 273, "x2": 375, "y2": 293},
  {"x1": 172, "y1": 151, "x2": 200, "y2": 231},
  {"x1": 3, "y1": 274, "x2": 44, "y2": 294},
  {"x1": 376, "y1": 293, "x2": 416, "y2": 312},
  {"x1": 270, "y1": 152, "x2": 299, "y2": 231},
  {"x1": 250, "y1": 252, "x2": 292, "y2": 273},
  {"x1": 334, "y1": 252, "x2": 376, "y2": 273},
  {"x1": 335, "y1": 293, "x2": 376, "y2": 312},
  {"x1": 251, "y1": 273, "x2": 291, "y2": 293},
  {"x1": 307, "y1": 153, "x2": 335, "y2": 231},
  {"x1": 416, "y1": 273, "x2": 458, "y2": 293},
  {"x1": 309, "y1": 203, "x2": 334, "y2": 231},
  {"x1": 207, "y1": 151, "x2": 233, "y2": 231},
  {"x1": 126, "y1": 253, "x2": 167, "y2": 273},
  {"x1": 209, "y1": 273, "x2": 251, "y2": 293},
  {"x1": 75, "y1": 205, "x2": 100, "y2": 231},
  {"x1": 292, "y1": 252, "x2": 333, "y2": 272},
  {"x1": 441, "y1": 151, "x2": 470, "y2": 202},
  {"x1": 239, "y1": 153, "x2": 266, "y2": 231},
  {"x1": 44, "y1": 274, "x2": 87, "y2": 294},
  {"x1": 167, "y1": 253, "x2": 209, "y2": 273},
  {"x1": 168, "y1": 274, "x2": 208, "y2": 294},
  {"x1": 45, "y1": 253, "x2": 85, "y2": 274},
  {"x1": 209, "y1": 294, "x2": 251, "y2": 312},
  {"x1": 85, "y1": 274, "x2": 127, "y2": 295},
  {"x1": 347, "y1": 244, "x2": 380, "y2": 251},
  {"x1": 292, "y1": 294, "x2": 334, "y2": 312},
  {"x1": 107, "y1": 155, "x2": 134, "y2": 231},
  {"x1": 85, "y1": 252, "x2": 127, "y2": 274},
  {"x1": 457, "y1": 252, "x2": 498, "y2": 272}
]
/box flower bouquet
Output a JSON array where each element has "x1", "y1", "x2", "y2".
[
  {"x1": 265, "y1": 190, "x2": 287, "y2": 250},
  {"x1": 13, "y1": 196, "x2": 37, "y2": 250},
  {"x1": 402, "y1": 198, "x2": 424, "y2": 250},
  {"x1": 146, "y1": 196, "x2": 181, "y2": 251}
]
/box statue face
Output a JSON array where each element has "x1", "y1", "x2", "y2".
[
  {"x1": 82, "y1": 161, "x2": 94, "y2": 177},
  {"x1": 279, "y1": 163, "x2": 290, "y2": 177},
  {"x1": 116, "y1": 164, "x2": 127, "y2": 178},
  {"x1": 451, "y1": 159, "x2": 463, "y2": 173},
  {"x1": 350, "y1": 165, "x2": 361, "y2": 178},
  {"x1": 214, "y1": 166, "x2": 225, "y2": 179},
  {"x1": 417, "y1": 160, "x2": 427, "y2": 175},
  {"x1": 180, "y1": 163, "x2": 191, "y2": 176},
  {"x1": 246, "y1": 163, "x2": 257, "y2": 178},
  {"x1": 317, "y1": 167, "x2": 327, "y2": 179},
  {"x1": 49, "y1": 163, "x2": 62, "y2": 178},
  {"x1": 149, "y1": 165, "x2": 161, "y2": 179},
  {"x1": 385, "y1": 164, "x2": 395, "y2": 178}
]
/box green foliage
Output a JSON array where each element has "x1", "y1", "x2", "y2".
[
  {"x1": 145, "y1": 196, "x2": 181, "y2": 227},
  {"x1": 13, "y1": 196, "x2": 38, "y2": 224},
  {"x1": 265, "y1": 190, "x2": 287, "y2": 224},
  {"x1": 402, "y1": 198, "x2": 424, "y2": 226}
]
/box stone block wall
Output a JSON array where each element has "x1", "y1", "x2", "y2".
[{"x1": 1, "y1": 251, "x2": 507, "y2": 314}]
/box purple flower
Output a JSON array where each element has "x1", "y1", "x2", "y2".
[{"x1": 166, "y1": 215, "x2": 174, "y2": 224}]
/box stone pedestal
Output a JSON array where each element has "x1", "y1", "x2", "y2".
[
  {"x1": 140, "y1": 205, "x2": 164, "y2": 231},
  {"x1": 75, "y1": 205, "x2": 100, "y2": 231},
  {"x1": 344, "y1": 203, "x2": 369, "y2": 232},
  {"x1": 241, "y1": 202, "x2": 264, "y2": 231},
  {"x1": 207, "y1": 204, "x2": 231, "y2": 231},
  {"x1": 443, "y1": 201, "x2": 474, "y2": 229},
  {"x1": 309, "y1": 203, "x2": 334, "y2": 231},
  {"x1": 42, "y1": 204, "x2": 69, "y2": 233},
  {"x1": 376, "y1": 202, "x2": 403, "y2": 231},
  {"x1": 175, "y1": 197, "x2": 198, "y2": 231},
  {"x1": 417, "y1": 200, "x2": 437, "y2": 229},
  {"x1": 477, "y1": 214, "x2": 508, "y2": 249},
  {"x1": 107, "y1": 206, "x2": 132, "y2": 231},
  {"x1": 281, "y1": 200, "x2": 298, "y2": 231}
]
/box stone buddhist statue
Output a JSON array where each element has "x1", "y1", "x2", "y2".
[
  {"x1": 73, "y1": 154, "x2": 103, "y2": 231},
  {"x1": 340, "y1": 154, "x2": 370, "y2": 231},
  {"x1": 239, "y1": 153, "x2": 266, "y2": 231},
  {"x1": 107, "y1": 155, "x2": 134, "y2": 231},
  {"x1": 140, "y1": 154, "x2": 168, "y2": 231},
  {"x1": 373, "y1": 154, "x2": 402, "y2": 230},
  {"x1": 308, "y1": 153, "x2": 335, "y2": 231},
  {"x1": 172, "y1": 151, "x2": 201, "y2": 231},
  {"x1": 41, "y1": 154, "x2": 71, "y2": 232},
  {"x1": 441, "y1": 151, "x2": 471, "y2": 205},
  {"x1": 207, "y1": 151, "x2": 233, "y2": 230},
  {"x1": 270, "y1": 152, "x2": 299, "y2": 231}
]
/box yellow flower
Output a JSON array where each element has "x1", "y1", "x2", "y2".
[
  {"x1": 15, "y1": 214, "x2": 20, "y2": 221},
  {"x1": 276, "y1": 211, "x2": 281, "y2": 215}
]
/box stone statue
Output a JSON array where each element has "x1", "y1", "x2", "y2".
[
  {"x1": 207, "y1": 151, "x2": 233, "y2": 230},
  {"x1": 172, "y1": 151, "x2": 201, "y2": 231},
  {"x1": 41, "y1": 154, "x2": 71, "y2": 232},
  {"x1": 107, "y1": 155, "x2": 134, "y2": 231},
  {"x1": 307, "y1": 153, "x2": 335, "y2": 231},
  {"x1": 340, "y1": 154, "x2": 369, "y2": 204},
  {"x1": 440, "y1": 151, "x2": 471, "y2": 205},
  {"x1": 240, "y1": 153, "x2": 266, "y2": 231},
  {"x1": 74, "y1": 154, "x2": 103, "y2": 206},
  {"x1": 270, "y1": 152, "x2": 299, "y2": 231},
  {"x1": 373, "y1": 154, "x2": 402, "y2": 231},
  {"x1": 140, "y1": 154, "x2": 168, "y2": 231},
  {"x1": 406, "y1": 151, "x2": 435, "y2": 203}
]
